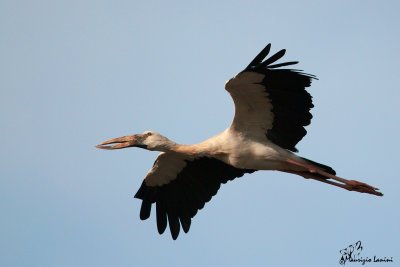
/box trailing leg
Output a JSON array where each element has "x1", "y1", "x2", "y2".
[{"x1": 282, "y1": 158, "x2": 383, "y2": 196}]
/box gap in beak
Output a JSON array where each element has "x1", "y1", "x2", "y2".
[{"x1": 95, "y1": 135, "x2": 137, "y2": 150}]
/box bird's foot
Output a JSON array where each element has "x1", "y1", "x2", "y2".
[{"x1": 344, "y1": 180, "x2": 383, "y2": 196}]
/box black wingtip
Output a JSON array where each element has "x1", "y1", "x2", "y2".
[
  {"x1": 258, "y1": 49, "x2": 286, "y2": 68},
  {"x1": 180, "y1": 217, "x2": 191, "y2": 233},
  {"x1": 245, "y1": 43, "x2": 271, "y2": 69},
  {"x1": 139, "y1": 200, "x2": 151, "y2": 220},
  {"x1": 168, "y1": 213, "x2": 180, "y2": 240},
  {"x1": 245, "y1": 44, "x2": 300, "y2": 72},
  {"x1": 156, "y1": 201, "x2": 167, "y2": 234},
  {"x1": 267, "y1": 61, "x2": 299, "y2": 69}
]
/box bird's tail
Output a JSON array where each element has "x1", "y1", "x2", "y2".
[{"x1": 300, "y1": 157, "x2": 336, "y2": 176}]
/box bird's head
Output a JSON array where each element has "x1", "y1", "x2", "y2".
[{"x1": 96, "y1": 131, "x2": 174, "y2": 151}]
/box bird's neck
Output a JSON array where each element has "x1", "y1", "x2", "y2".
[
  {"x1": 171, "y1": 142, "x2": 223, "y2": 157},
  {"x1": 152, "y1": 141, "x2": 204, "y2": 156},
  {"x1": 170, "y1": 143, "x2": 200, "y2": 155},
  {"x1": 153, "y1": 138, "x2": 220, "y2": 157},
  {"x1": 148, "y1": 140, "x2": 177, "y2": 152}
]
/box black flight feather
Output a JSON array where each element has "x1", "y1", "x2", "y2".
[
  {"x1": 134, "y1": 157, "x2": 255, "y2": 240},
  {"x1": 245, "y1": 43, "x2": 271, "y2": 69},
  {"x1": 258, "y1": 49, "x2": 286, "y2": 68}
]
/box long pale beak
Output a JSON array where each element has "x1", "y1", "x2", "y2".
[{"x1": 95, "y1": 135, "x2": 140, "y2": 150}]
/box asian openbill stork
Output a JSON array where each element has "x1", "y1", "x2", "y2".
[{"x1": 96, "y1": 43, "x2": 383, "y2": 240}]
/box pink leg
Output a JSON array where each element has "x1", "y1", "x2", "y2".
[{"x1": 283, "y1": 159, "x2": 383, "y2": 196}]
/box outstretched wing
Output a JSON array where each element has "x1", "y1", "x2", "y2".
[
  {"x1": 134, "y1": 152, "x2": 255, "y2": 240},
  {"x1": 225, "y1": 44, "x2": 316, "y2": 152}
]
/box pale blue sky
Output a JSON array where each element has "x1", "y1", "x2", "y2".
[{"x1": 1, "y1": 1, "x2": 399, "y2": 266}]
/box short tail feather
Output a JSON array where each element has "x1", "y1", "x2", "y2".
[{"x1": 300, "y1": 157, "x2": 336, "y2": 175}]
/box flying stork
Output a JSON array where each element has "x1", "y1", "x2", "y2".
[{"x1": 96, "y1": 43, "x2": 383, "y2": 240}]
